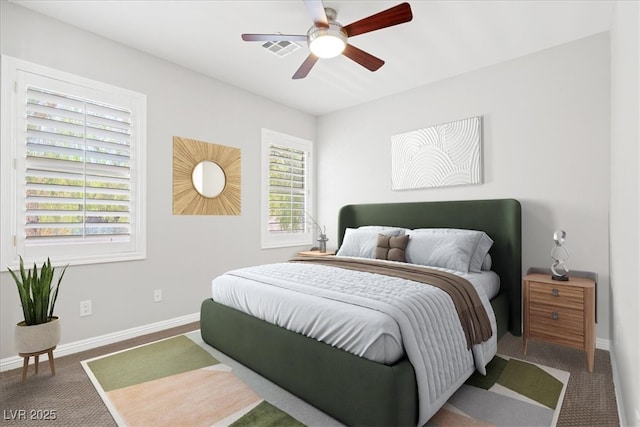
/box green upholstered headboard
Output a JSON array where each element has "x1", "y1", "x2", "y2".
[{"x1": 338, "y1": 198, "x2": 522, "y2": 336}]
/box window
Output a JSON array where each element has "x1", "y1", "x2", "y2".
[
  {"x1": 1, "y1": 56, "x2": 147, "y2": 269},
  {"x1": 261, "y1": 129, "x2": 314, "y2": 249}
]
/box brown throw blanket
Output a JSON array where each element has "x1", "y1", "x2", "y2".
[{"x1": 290, "y1": 256, "x2": 493, "y2": 349}]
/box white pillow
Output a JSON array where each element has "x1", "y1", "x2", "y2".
[
  {"x1": 405, "y1": 228, "x2": 493, "y2": 273},
  {"x1": 481, "y1": 253, "x2": 492, "y2": 271},
  {"x1": 358, "y1": 226, "x2": 408, "y2": 234},
  {"x1": 470, "y1": 233, "x2": 494, "y2": 273},
  {"x1": 337, "y1": 227, "x2": 405, "y2": 258}
]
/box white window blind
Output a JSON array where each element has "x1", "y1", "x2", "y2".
[
  {"x1": 1, "y1": 56, "x2": 147, "y2": 269},
  {"x1": 261, "y1": 129, "x2": 313, "y2": 248},
  {"x1": 267, "y1": 143, "x2": 306, "y2": 234},
  {"x1": 25, "y1": 86, "x2": 132, "y2": 243}
]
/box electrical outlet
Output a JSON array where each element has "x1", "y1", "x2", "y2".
[
  {"x1": 154, "y1": 289, "x2": 162, "y2": 302},
  {"x1": 80, "y1": 300, "x2": 92, "y2": 317}
]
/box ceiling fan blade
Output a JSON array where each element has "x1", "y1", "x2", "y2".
[
  {"x1": 342, "y1": 44, "x2": 385, "y2": 72},
  {"x1": 343, "y1": 2, "x2": 413, "y2": 38},
  {"x1": 303, "y1": 0, "x2": 329, "y2": 28},
  {"x1": 242, "y1": 33, "x2": 307, "y2": 42},
  {"x1": 292, "y1": 54, "x2": 319, "y2": 79}
]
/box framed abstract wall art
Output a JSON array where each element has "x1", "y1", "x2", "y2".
[{"x1": 391, "y1": 116, "x2": 482, "y2": 190}]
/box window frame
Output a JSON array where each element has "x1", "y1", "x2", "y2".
[
  {"x1": 261, "y1": 128, "x2": 314, "y2": 249},
  {"x1": 0, "y1": 55, "x2": 147, "y2": 270}
]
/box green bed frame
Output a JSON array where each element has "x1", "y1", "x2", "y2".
[{"x1": 201, "y1": 198, "x2": 521, "y2": 426}]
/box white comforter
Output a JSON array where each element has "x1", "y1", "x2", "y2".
[{"x1": 211, "y1": 259, "x2": 497, "y2": 426}]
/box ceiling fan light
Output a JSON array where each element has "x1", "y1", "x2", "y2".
[{"x1": 308, "y1": 24, "x2": 347, "y2": 59}]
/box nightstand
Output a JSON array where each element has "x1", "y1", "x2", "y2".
[
  {"x1": 523, "y1": 273, "x2": 596, "y2": 372},
  {"x1": 297, "y1": 250, "x2": 335, "y2": 257}
]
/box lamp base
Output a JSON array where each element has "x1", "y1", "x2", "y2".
[
  {"x1": 318, "y1": 234, "x2": 328, "y2": 253},
  {"x1": 551, "y1": 274, "x2": 569, "y2": 281}
]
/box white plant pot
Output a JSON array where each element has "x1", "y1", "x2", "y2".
[{"x1": 14, "y1": 317, "x2": 61, "y2": 354}]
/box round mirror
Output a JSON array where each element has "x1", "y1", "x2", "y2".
[{"x1": 192, "y1": 161, "x2": 226, "y2": 198}]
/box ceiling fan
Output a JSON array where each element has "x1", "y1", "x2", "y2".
[{"x1": 241, "y1": 1, "x2": 413, "y2": 79}]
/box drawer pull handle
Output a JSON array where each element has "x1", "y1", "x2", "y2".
[
  {"x1": 552, "y1": 311, "x2": 559, "y2": 320},
  {"x1": 552, "y1": 288, "x2": 559, "y2": 297}
]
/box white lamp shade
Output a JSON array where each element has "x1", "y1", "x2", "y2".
[{"x1": 308, "y1": 24, "x2": 347, "y2": 59}]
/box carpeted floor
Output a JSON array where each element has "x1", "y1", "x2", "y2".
[
  {"x1": 0, "y1": 322, "x2": 620, "y2": 426},
  {"x1": 499, "y1": 334, "x2": 620, "y2": 427}
]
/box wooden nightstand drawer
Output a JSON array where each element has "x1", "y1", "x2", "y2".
[
  {"x1": 529, "y1": 305, "x2": 584, "y2": 347},
  {"x1": 529, "y1": 281, "x2": 584, "y2": 310}
]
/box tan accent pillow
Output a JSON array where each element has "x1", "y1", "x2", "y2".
[{"x1": 375, "y1": 234, "x2": 410, "y2": 262}]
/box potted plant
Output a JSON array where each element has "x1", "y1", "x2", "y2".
[{"x1": 8, "y1": 257, "x2": 67, "y2": 354}]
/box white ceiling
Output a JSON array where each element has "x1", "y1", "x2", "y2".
[{"x1": 13, "y1": 0, "x2": 614, "y2": 116}]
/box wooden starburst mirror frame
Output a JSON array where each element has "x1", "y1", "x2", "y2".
[{"x1": 172, "y1": 136, "x2": 241, "y2": 215}]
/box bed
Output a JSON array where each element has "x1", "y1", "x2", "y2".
[{"x1": 201, "y1": 198, "x2": 522, "y2": 426}]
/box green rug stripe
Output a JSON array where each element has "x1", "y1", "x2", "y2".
[
  {"x1": 230, "y1": 401, "x2": 306, "y2": 427},
  {"x1": 497, "y1": 359, "x2": 563, "y2": 410},
  {"x1": 465, "y1": 355, "x2": 509, "y2": 390},
  {"x1": 87, "y1": 335, "x2": 218, "y2": 392}
]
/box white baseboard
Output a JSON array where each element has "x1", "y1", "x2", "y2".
[
  {"x1": 0, "y1": 312, "x2": 199, "y2": 372},
  {"x1": 609, "y1": 346, "x2": 628, "y2": 427},
  {"x1": 597, "y1": 337, "x2": 611, "y2": 351}
]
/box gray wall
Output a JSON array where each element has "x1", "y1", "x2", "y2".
[
  {"x1": 0, "y1": 2, "x2": 315, "y2": 360},
  {"x1": 610, "y1": 2, "x2": 640, "y2": 425},
  {"x1": 317, "y1": 33, "x2": 611, "y2": 342}
]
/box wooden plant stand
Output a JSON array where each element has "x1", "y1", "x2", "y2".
[{"x1": 19, "y1": 346, "x2": 56, "y2": 383}]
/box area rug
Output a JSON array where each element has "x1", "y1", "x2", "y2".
[
  {"x1": 428, "y1": 355, "x2": 569, "y2": 427},
  {"x1": 82, "y1": 333, "x2": 568, "y2": 427},
  {"x1": 81, "y1": 334, "x2": 304, "y2": 426}
]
